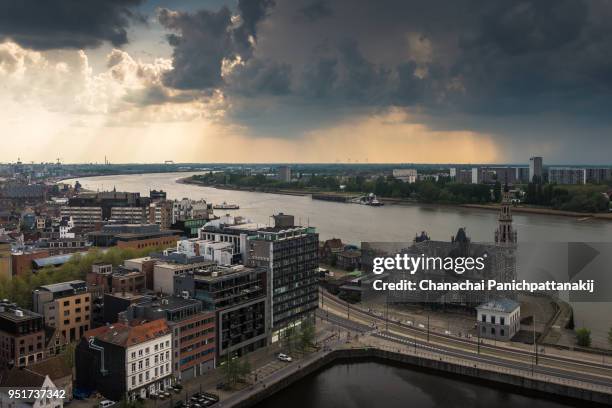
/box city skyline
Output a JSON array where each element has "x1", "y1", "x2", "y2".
[{"x1": 2, "y1": 0, "x2": 612, "y2": 164}]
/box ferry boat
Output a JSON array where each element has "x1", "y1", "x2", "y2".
[
  {"x1": 213, "y1": 201, "x2": 240, "y2": 210},
  {"x1": 361, "y1": 193, "x2": 384, "y2": 206}
]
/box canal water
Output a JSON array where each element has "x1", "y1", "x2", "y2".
[
  {"x1": 67, "y1": 172, "x2": 612, "y2": 342},
  {"x1": 252, "y1": 361, "x2": 577, "y2": 408}
]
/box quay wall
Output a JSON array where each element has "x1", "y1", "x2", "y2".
[{"x1": 228, "y1": 348, "x2": 612, "y2": 407}]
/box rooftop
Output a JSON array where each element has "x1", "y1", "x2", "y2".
[
  {"x1": 477, "y1": 298, "x2": 520, "y2": 313},
  {"x1": 0, "y1": 367, "x2": 46, "y2": 388},
  {"x1": 134, "y1": 295, "x2": 201, "y2": 312},
  {"x1": 84, "y1": 319, "x2": 170, "y2": 347},
  {"x1": 36, "y1": 280, "x2": 87, "y2": 294},
  {"x1": 27, "y1": 356, "x2": 72, "y2": 380},
  {"x1": 33, "y1": 253, "x2": 88, "y2": 268},
  {"x1": 0, "y1": 302, "x2": 43, "y2": 322},
  {"x1": 191, "y1": 264, "x2": 264, "y2": 282}
]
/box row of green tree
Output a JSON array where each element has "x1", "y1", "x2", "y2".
[
  {"x1": 524, "y1": 183, "x2": 609, "y2": 212},
  {"x1": 193, "y1": 172, "x2": 495, "y2": 204},
  {"x1": 0, "y1": 246, "x2": 163, "y2": 309}
]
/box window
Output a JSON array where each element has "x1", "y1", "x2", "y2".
[
  {"x1": 63, "y1": 301, "x2": 69, "y2": 307},
  {"x1": 132, "y1": 363, "x2": 136, "y2": 372},
  {"x1": 490, "y1": 315, "x2": 496, "y2": 324},
  {"x1": 131, "y1": 352, "x2": 136, "y2": 359},
  {"x1": 481, "y1": 314, "x2": 486, "y2": 322},
  {"x1": 501, "y1": 329, "x2": 505, "y2": 336},
  {"x1": 132, "y1": 376, "x2": 136, "y2": 386},
  {"x1": 500, "y1": 317, "x2": 505, "y2": 325},
  {"x1": 491, "y1": 327, "x2": 496, "y2": 335}
]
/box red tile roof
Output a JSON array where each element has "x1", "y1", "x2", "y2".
[{"x1": 84, "y1": 319, "x2": 170, "y2": 348}]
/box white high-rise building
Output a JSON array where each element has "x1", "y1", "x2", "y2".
[{"x1": 529, "y1": 156, "x2": 543, "y2": 183}]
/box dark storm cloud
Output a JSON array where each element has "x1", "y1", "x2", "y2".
[
  {"x1": 0, "y1": 0, "x2": 145, "y2": 50},
  {"x1": 158, "y1": 0, "x2": 612, "y2": 160},
  {"x1": 158, "y1": 0, "x2": 275, "y2": 90},
  {"x1": 297, "y1": 0, "x2": 333, "y2": 22}
]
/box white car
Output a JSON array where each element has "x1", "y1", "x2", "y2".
[
  {"x1": 277, "y1": 353, "x2": 293, "y2": 362},
  {"x1": 99, "y1": 401, "x2": 116, "y2": 408}
]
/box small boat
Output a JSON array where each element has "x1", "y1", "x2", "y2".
[
  {"x1": 361, "y1": 193, "x2": 384, "y2": 206},
  {"x1": 213, "y1": 201, "x2": 240, "y2": 210}
]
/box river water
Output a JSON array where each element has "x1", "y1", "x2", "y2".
[
  {"x1": 67, "y1": 172, "x2": 612, "y2": 340},
  {"x1": 253, "y1": 361, "x2": 576, "y2": 408}
]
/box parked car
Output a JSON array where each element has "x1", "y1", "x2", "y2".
[
  {"x1": 99, "y1": 400, "x2": 116, "y2": 408},
  {"x1": 277, "y1": 353, "x2": 293, "y2": 362}
]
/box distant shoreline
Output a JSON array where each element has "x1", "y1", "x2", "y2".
[{"x1": 179, "y1": 176, "x2": 612, "y2": 221}]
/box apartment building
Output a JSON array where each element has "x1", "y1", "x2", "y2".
[
  {"x1": 585, "y1": 167, "x2": 612, "y2": 184},
  {"x1": 124, "y1": 257, "x2": 157, "y2": 291},
  {"x1": 75, "y1": 319, "x2": 173, "y2": 401},
  {"x1": 392, "y1": 168, "x2": 417, "y2": 183},
  {"x1": 110, "y1": 207, "x2": 147, "y2": 224},
  {"x1": 125, "y1": 296, "x2": 215, "y2": 380},
  {"x1": 177, "y1": 239, "x2": 234, "y2": 265},
  {"x1": 32, "y1": 280, "x2": 91, "y2": 344},
  {"x1": 62, "y1": 191, "x2": 150, "y2": 228},
  {"x1": 0, "y1": 301, "x2": 46, "y2": 369},
  {"x1": 148, "y1": 200, "x2": 173, "y2": 230},
  {"x1": 529, "y1": 156, "x2": 543, "y2": 182},
  {"x1": 59, "y1": 206, "x2": 102, "y2": 229},
  {"x1": 152, "y1": 257, "x2": 215, "y2": 295},
  {"x1": 247, "y1": 214, "x2": 319, "y2": 343},
  {"x1": 199, "y1": 215, "x2": 265, "y2": 263},
  {"x1": 174, "y1": 264, "x2": 268, "y2": 358},
  {"x1": 548, "y1": 167, "x2": 586, "y2": 185}
]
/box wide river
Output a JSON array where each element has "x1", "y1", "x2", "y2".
[
  {"x1": 254, "y1": 361, "x2": 576, "y2": 408},
  {"x1": 67, "y1": 172, "x2": 612, "y2": 340}
]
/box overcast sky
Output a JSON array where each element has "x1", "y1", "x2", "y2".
[{"x1": 1, "y1": 0, "x2": 612, "y2": 164}]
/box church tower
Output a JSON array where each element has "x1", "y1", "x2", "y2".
[{"x1": 495, "y1": 186, "x2": 517, "y2": 246}]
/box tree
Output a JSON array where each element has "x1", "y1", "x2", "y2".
[
  {"x1": 282, "y1": 327, "x2": 300, "y2": 353},
  {"x1": 300, "y1": 320, "x2": 316, "y2": 351},
  {"x1": 221, "y1": 354, "x2": 251, "y2": 388},
  {"x1": 493, "y1": 181, "x2": 502, "y2": 202},
  {"x1": 221, "y1": 354, "x2": 240, "y2": 388},
  {"x1": 62, "y1": 342, "x2": 76, "y2": 368},
  {"x1": 576, "y1": 328, "x2": 592, "y2": 347}
]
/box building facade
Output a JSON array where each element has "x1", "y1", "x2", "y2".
[
  {"x1": 174, "y1": 264, "x2": 268, "y2": 358},
  {"x1": 0, "y1": 301, "x2": 45, "y2": 369},
  {"x1": 125, "y1": 296, "x2": 216, "y2": 381},
  {"x1": 476, "y1": 299, "x2": 521, "y2": 341},
  {"x1": 247, "y1": 214, "x2": 319, "y2": 342},
  {"x1": 75, "y1": 319, "x2": 173, "y2": 401},
  {"x1": 32, "y1": 280, "x2": 91, "y2": 344},
  {"x1": 548, "y1": 167, "x2": 586, "y2": 185},
  {"x1": 529, "y1": 156, "x2": 543, "y2": 183}
]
